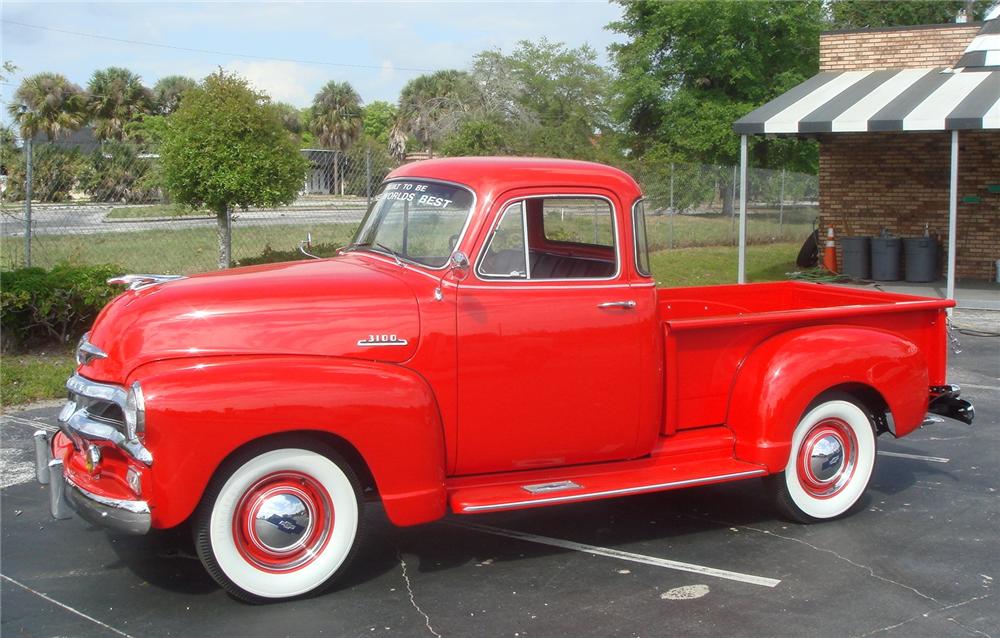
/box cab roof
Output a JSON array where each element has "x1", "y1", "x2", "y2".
[{"x1": 387, "y1": 157, "x2": 643, "y2": 204}]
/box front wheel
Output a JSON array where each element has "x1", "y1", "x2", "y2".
[
  {"x1": 194, "y1": 441, "x2": 363, "y2": 603},
  {"x1": 768, "y1": 396, "x2": 877, "y2": 523}
]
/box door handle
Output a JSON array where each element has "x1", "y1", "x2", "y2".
[{"x1": 597, "y1": 300, "x2": 637, "y2": 309}]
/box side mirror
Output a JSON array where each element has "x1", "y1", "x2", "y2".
[
  {"x1": 435, "y1": 251, "x2": 470, "y2": 302},
  {"x1": 449, "y1": 251, "x2": 470, "y2": 272}
]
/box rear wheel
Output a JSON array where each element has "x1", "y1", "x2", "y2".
[
  {"x1": 769, "y1": 396, "x2": 877, "y2": 523},
  {"x1": 194, "y1": 441, "x2": 362, "y2": 603}
]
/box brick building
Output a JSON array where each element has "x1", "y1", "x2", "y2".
[{"x1": 735, "y1": 18, "x2": 1000, "y2": 288}]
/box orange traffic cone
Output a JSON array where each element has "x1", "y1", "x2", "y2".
[{"x1": 823, "y1": 227, "x2": 838, "y2": 273}]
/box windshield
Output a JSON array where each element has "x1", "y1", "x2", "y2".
[{"x1": 351, "y1": 179, "x2": 475, "y2": 268}]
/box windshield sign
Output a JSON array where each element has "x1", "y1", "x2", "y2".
[{"x1": 352, "y1": 180, "x2": 474, "y2": 268}]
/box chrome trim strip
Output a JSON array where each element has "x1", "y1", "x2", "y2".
[
  {"x1": 460, "y1": 469, "x2": 767, "y2": 512},
  {"x1": 522, "y1": 480, "x2": 582, "y2": 494},
  {"x1": 63, "y1": 473, "x2": 151, "y2": 535},
  {"x1": 67, "y1": 373, "x2": 128, "y2": 408}
]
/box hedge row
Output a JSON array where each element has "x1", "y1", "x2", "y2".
[{"x1": 1, "y1": 264, "x2": 122, "y2": 352}]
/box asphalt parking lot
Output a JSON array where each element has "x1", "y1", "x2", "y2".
[{"x1": 2, "y1": 334, "x2": 997, "y2": 638}]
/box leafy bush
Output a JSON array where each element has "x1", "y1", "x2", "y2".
[
  {"x1": 3, "y1": 145, "x2": 85, "y2": 202},
  {"x1": 1, "y1": 264, "x2": 122, "y2": 351},
  {"x1": 235, "y1": 242, "x2": 341, "y2": 267},
  {"x1": 78, "y1": 141, "x2": 161, "y2": 203}
]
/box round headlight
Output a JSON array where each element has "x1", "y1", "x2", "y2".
[{"x1": 124, "y1": 381, "x2": 145, "y2": 441}]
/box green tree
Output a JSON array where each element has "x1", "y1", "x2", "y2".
[
  {"x1": 830, "y1": 0, "x2": 994, "y2": 28},
  {"x1": 6, "y1": 72, "x2": 88, "y2": 140},
  {"x1": 152, "y1": 75, "x2": 197, "y2": 114},
  {"x1": 362, "y1": 100, "x2": 397, "y2": 145},
  {"x1": 87, "y1": 67, "x2": 154, "y2": 141},
  {"x1": 610, "y1": 0, "x2": 823, "y2": 213},
  {"x1": 471, "y1": 40, "x2": 613, "y2": 159},
  {"x1": 397, "y1": 70, "x2": 480, "y2": 153},
  {"x1": 272, "y1": 102, "x2": 305, "y2": 136},
  {"x1": 439, "y1": 117, "x2": 511, "y2": 157},
  {"x1": 159, "y1": 72, "x2": 309, "y2": 268}
]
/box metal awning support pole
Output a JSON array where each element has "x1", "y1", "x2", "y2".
[
  {"x1": 738, "y1": 134, "x2": 748, "y2": 284},
  {"x1": 947, "y1": 130, "x2": 958, "y2": 306}
]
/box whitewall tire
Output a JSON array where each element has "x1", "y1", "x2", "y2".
[
  {"x1": 195, "y1": 441, "x2": 362, "y2": 603},
  {"x1": 770, "y1": 396, "x2": 877, "y2": 523}
]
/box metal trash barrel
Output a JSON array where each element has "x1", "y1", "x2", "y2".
[
  {"x1": 904, "y1": 237, "x2": 938, "y2": 282},
  {"x1": 871, "y1": 236, "x2": 902, "y2": 281},
  {"x1": 840, "y1": 237, "x2": 871, "y2": 280}
]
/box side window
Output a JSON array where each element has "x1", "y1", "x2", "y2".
[
  {"x1": 477, "y1": 196, "x2": 618, "y2": 281},
  {"x1": 633, "y1": 199, "x2": 651, "y2": 277},
  {"x1": 478, "y1": 202, "x2": 528, "y2": 279}
]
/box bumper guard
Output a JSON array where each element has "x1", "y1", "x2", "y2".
[{"x1": 34, "y1": 430, "x2": 151, "y2": 535}]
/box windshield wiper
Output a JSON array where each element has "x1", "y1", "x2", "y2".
[
  {"x1": 340, "y1": 240, "x2": 370, "y2": 253},
  {"x1": 374, "y1": 242, "x2": 404, "y2": 266},
  {"x1": 341, "y1": 240, "x2": 404, "y2": 266}
]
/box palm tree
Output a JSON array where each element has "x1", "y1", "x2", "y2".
[
  {"x1": 6, "y1": 72, "x2": 88, "y2": 140},
  {"x1": 310, "y1": 81, "x2": 362, "y2": 150},
  {"x1": 87, "y1": 67, "x2": 154, "y2": 141},
  {"x1": 310, "y1": 81, "x2": 362, "y2": 194},
  {"x1": 152, "y1": 75, "x2": 197, "y2": 115},
  {"x1": 397, "y1": 70, "x2": 480, "y2": 154}
]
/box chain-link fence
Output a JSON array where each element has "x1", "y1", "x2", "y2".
[
  {"x1": 1, "y1": 138, "x2": 817, "y2": 275},
  {"x1": 0, "y1": 140, "x2": 400, "y2": 273}
]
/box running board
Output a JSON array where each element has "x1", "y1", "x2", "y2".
[{"x1": 449, "y1": 456, "x2": 767, "y2": 514}]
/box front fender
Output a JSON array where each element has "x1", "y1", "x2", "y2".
[
  {"x1": 130, "y1": 355, "x2": 447, "y2": 529},
  {"x1": 726, "y1": 326, "x2": 928, "y2": 471}
]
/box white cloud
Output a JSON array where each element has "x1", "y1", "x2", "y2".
[{"x1": 222, "y1": 60, "x2": 326, "y2": 107}]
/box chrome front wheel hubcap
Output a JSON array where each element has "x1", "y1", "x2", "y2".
[{"x1": 233, "y1": 472, "x2": 334, "y2": 572}]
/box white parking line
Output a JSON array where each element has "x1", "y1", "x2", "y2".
[
  {"x1": 1, "y1": 414, "x2": 59, "y2": 432},
  {"x1": 1, "y1": 573, "x2": 136, "y2": 638},
  {"x1": 956, "y1": 383, "x2": 999, "y2": 392},
  {"x1": 878, "y1": 451, "x2": 950, "y2": 463},
  {"x1": 448, "y1": 521, "x2": 781, "y2": 588}
]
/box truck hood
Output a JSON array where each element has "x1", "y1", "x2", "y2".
[{"x1": 81, "y1": 258, "x2": 420, "y2": 382}]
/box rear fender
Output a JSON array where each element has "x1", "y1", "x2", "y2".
[
  {"x1": 130, "y1": 355, "x2": 447, "y2": 529},
  {"x1": 726, "y1": 326, "x2": 928, "y2": 471}
]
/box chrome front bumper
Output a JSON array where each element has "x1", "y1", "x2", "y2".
[{"x1": 34, "y1": 430, "x2": 151, "y2": 535}]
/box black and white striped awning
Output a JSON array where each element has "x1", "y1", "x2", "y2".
[{"x1": 734, "y1": 68, "x2": 1000, "y2": 135}]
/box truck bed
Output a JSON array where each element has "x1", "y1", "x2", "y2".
[{"x1": 656, "y1": 282, "x2": 952, "y2": 432}]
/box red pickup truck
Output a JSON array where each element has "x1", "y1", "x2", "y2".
[{"x1": 36, "y1": 157, "x2": 974, "y2": 603}]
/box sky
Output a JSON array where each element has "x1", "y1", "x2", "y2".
[{"x1": 0, "y1": 0, "x2": 625, "y2": 120}]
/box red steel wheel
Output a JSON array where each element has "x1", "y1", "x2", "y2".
[{"x1": 231, "y1": 472, "x2": 334, "y2": 573}]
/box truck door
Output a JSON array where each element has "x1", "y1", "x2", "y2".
[{"x1": 454, "y1": 192, "x2": 643, "y2": 475}]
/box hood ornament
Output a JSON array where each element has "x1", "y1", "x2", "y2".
[
  {"x1": 75, "y1": 332, "x2": 108, "y2": 365},
  {"x1": 108, "y1": 274, "x2": 185, "y2": 291}
]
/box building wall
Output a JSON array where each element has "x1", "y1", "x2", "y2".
[
  {"x1": 820, "y1": 23, "x2": 982, "y2": 71},
  {"x1": 817, "y1": 23, "x2": 998, "y2": 281},
  {"x1": 819, "y1": 131, "x2": 1000, "y2": 280}
]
